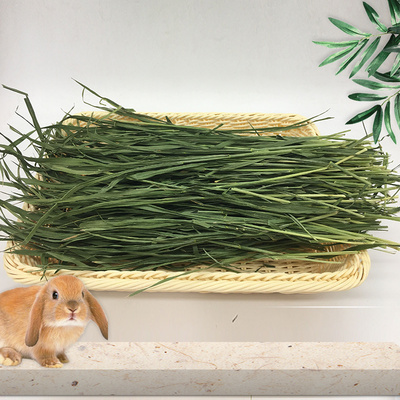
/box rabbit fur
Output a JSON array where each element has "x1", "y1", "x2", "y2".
[{"x1": 0, "y1": 275, "x2": 108, "y2": 368}]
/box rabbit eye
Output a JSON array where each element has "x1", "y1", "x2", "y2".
[
  {"x1": 52, "y1": 291, "x2": 59, "y2": 300},
  {"x1": 82, "y1": 291, "x2": 85, "y2": 298}
]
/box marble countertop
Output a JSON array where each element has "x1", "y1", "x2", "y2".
[{"x1": 1, "y1": 341, "x2": 399, "y2": 396}]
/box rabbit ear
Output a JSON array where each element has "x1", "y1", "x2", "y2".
[
  {"x1": 25, "y1": 288, "x2": 46, "y2": 347},
  {"x1": 85, "y1": 289, "x2": 108, "y2": 340}
]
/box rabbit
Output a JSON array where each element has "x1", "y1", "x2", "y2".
[{"x1": 0, "y1": 275, "x2": 108, "y2": 368}]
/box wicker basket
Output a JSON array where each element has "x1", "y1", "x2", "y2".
[{"x1": 2, "y1": 112, "x2": 371, "y2": 293}]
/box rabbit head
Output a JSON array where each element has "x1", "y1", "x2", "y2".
[{"x1": 25, "y1": 275, "x2": 108, "y2": 347}]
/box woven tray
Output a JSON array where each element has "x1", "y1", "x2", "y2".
[{"x1": 2, "y1": 112, "x2": 371, "y2": 293}]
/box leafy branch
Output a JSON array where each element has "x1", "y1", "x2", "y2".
[{"x1": 314, "y1": 0, "x2": 400, "y2": 143}]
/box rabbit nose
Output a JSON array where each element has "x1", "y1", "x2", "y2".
[{"x1": 66, "y1": 300, "x2": 79, "y2": 312}]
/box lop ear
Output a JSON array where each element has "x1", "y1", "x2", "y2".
[
  {"x1": 85, "y1": 289, "x2": 108, "y2": 340},
  {"x1": 25, "y1": 287, "x2": 46, "y2": 347}
]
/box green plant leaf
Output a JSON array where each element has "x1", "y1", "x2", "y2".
[
  {"x1": 388, "y1": 0, "x2": 400, "y2": 25},
  {"x1": 313, "y1": 40, "x2": 360, "y2": 48},
  {"x1": 328, "y1": 17, "x2": 371, "y2": 36},
  {"x1": 352, "y1": 78, "x2": 400, "y2": 89},
  {"x1": 384, "y1": 45, "x2": 400, "y2": 53},
  {"x1": 336, "y1": 40, "x2": 368, "y2": 75},
  {"x1": 367, "y1": 35, "x2": 399, "y2": 76},
  {"x1": 391, "y1": 53, "x2": 400, "y2": 76},
  {"x1": 350, "y1": 37, "x2": 380, "y2": 78},
  {"x1": 372, "y1": 106, "x2": 383, "y2": 143},
  {"x1": 363, "y1": 2, "x2": 388, "y2": 32},
  {"x1": 368, "y1": 51, "x2": 390, "y2": 77},
  {"x1": 2, "y1": 84, "x2": 29, "y2": 97},
  {"x1": 346, "y1": 104, "x2": 380, "y2": 124},
  {"x1": 384, "y1": 101, "x2": 397, "y2": 143},
  {"x1": 393, "y1": 0, "x2": 400, "y2": 15},
  {"x1": 348, "y1": 93, "x2": 388, "y2": 101},
  {"x1": 388, "y1": 23, "x2": 400, "y2": 33},
  {"x1": 395, "y1": 93, "x2": 400, "y2": 131},
  {"x1": 373, "y1": 70, "x2": 400, "y2": 82},
  {"x1": 318, "y1": 44, "x2": 358, "y2": 67}
]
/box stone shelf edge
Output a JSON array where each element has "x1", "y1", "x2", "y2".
[{"x1": 1, "y1": 342, "x2": 399, "y2": 396}]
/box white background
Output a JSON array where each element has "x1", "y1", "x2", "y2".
[{"x1": 0, "y1": 0, "x2": 399, "y2": 398}]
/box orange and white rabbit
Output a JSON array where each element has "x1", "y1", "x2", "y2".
[{"x1": 0, "y1": 275, "x2": 108, "y2": 368}]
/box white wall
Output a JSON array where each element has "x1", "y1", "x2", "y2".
[{"x1": 0, "y1": 0, "x2": 399, "y2": 398}]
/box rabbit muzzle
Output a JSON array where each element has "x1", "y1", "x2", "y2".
[{"x1": 65, "y1": 300, "x2": 80, "y2": 320}]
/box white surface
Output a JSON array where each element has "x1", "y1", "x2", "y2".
[
  {"x1": 1, "y1": 342, "x2": 399, "y2": 396},
  {"x1": 0, "y1": 0, "x2": 400, "y2": 397}
]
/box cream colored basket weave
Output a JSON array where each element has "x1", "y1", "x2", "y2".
[{"x1": 3, "y1": 112, "x2": 371, "y2": 293}]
